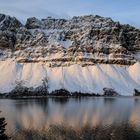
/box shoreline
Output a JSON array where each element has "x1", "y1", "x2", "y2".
[
  {"x1": 0, "y1": 94, "x2": 140, "y2": 99},
  {"x1": 0, "y1": 88, "x2": 140, "y2": 98}
]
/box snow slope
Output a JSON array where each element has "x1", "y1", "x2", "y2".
[{"x1": 0, "y1": 59, "x2": 140, "y2": 96}]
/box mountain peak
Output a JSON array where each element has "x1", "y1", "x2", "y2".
[
  {"x1": 0, "y1": 13, "x2": 22, "y2": 31},
  {"x1": 0, "y1": 13, "x2": 139, "y2": 66}
]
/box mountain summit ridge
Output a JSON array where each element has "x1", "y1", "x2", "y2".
[{"x1": 0, "y1": 13, "x2": 140, "y2": 67}]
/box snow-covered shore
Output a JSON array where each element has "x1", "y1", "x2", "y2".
[{"x1": 0, "y1": 59, "x2": 140, "y2": 96}]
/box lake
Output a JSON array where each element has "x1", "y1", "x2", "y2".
[{"x1": 0, "y1": 97, "x2": 140, "y2": 140}]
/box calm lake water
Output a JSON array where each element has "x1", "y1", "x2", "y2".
[{"x1": 0, "y1": 97, "x2": 140, "y2": 140}]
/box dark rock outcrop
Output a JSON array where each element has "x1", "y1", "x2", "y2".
[
  {"x1": 0, "y1": 14, "x2": 22, "y2": 31},
  {"x1": 0, "y1": 30, "x2": 16, "y2": 49},
  {"x1": 25, "y1": 17, "x2": 44, "y2": 29}
]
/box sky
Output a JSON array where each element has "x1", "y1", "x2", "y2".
[{"x1": 0, "y1": 0, "x2": 140, "y2": 28}]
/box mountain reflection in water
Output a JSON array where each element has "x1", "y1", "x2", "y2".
[{"x1": 0, "y1": 97, "x2": 140, "y2": 140}]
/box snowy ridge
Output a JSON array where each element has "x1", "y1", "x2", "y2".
[
  {"x1": 1, "y1": 14, "x2": 140, "y2": 67},
  {"x1": 0, "y1": 59, "x2": 140, "y2": 96}
]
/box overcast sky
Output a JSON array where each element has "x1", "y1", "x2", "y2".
[{"x1": 0, "y1": 0, "x2": 139, "y2": 27}]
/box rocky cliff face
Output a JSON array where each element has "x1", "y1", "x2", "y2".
[
  {"x1": 0, "y1": 14, "x2": 140, "y2": 67},
  {"x1": 0, "y1": 13, "x2": 140, "y2": 96}
]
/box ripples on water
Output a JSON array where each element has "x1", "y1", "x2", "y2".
[{"x1": 0, "y1": 97, "x2": 140, "y2": 140}]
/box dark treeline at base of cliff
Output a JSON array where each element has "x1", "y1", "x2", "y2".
[{"x1": 0, "y1": 88, "x2": 140, "y2": 98}]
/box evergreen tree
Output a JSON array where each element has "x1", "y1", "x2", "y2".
[{"x1": 0, "y1": 112, "x2": 8, "y2": 140}]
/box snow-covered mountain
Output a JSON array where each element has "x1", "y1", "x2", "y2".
[{"x1": 0, "y1": 13, "x2": 140, "y2": 96}]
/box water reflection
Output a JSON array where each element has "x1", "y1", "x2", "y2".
[
  {"x1": 0, "y1": 97, "x2": 140, "y2": 139},
  {"x1": 51, "y1": 97, "x2": 69, "y2": 105}
]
